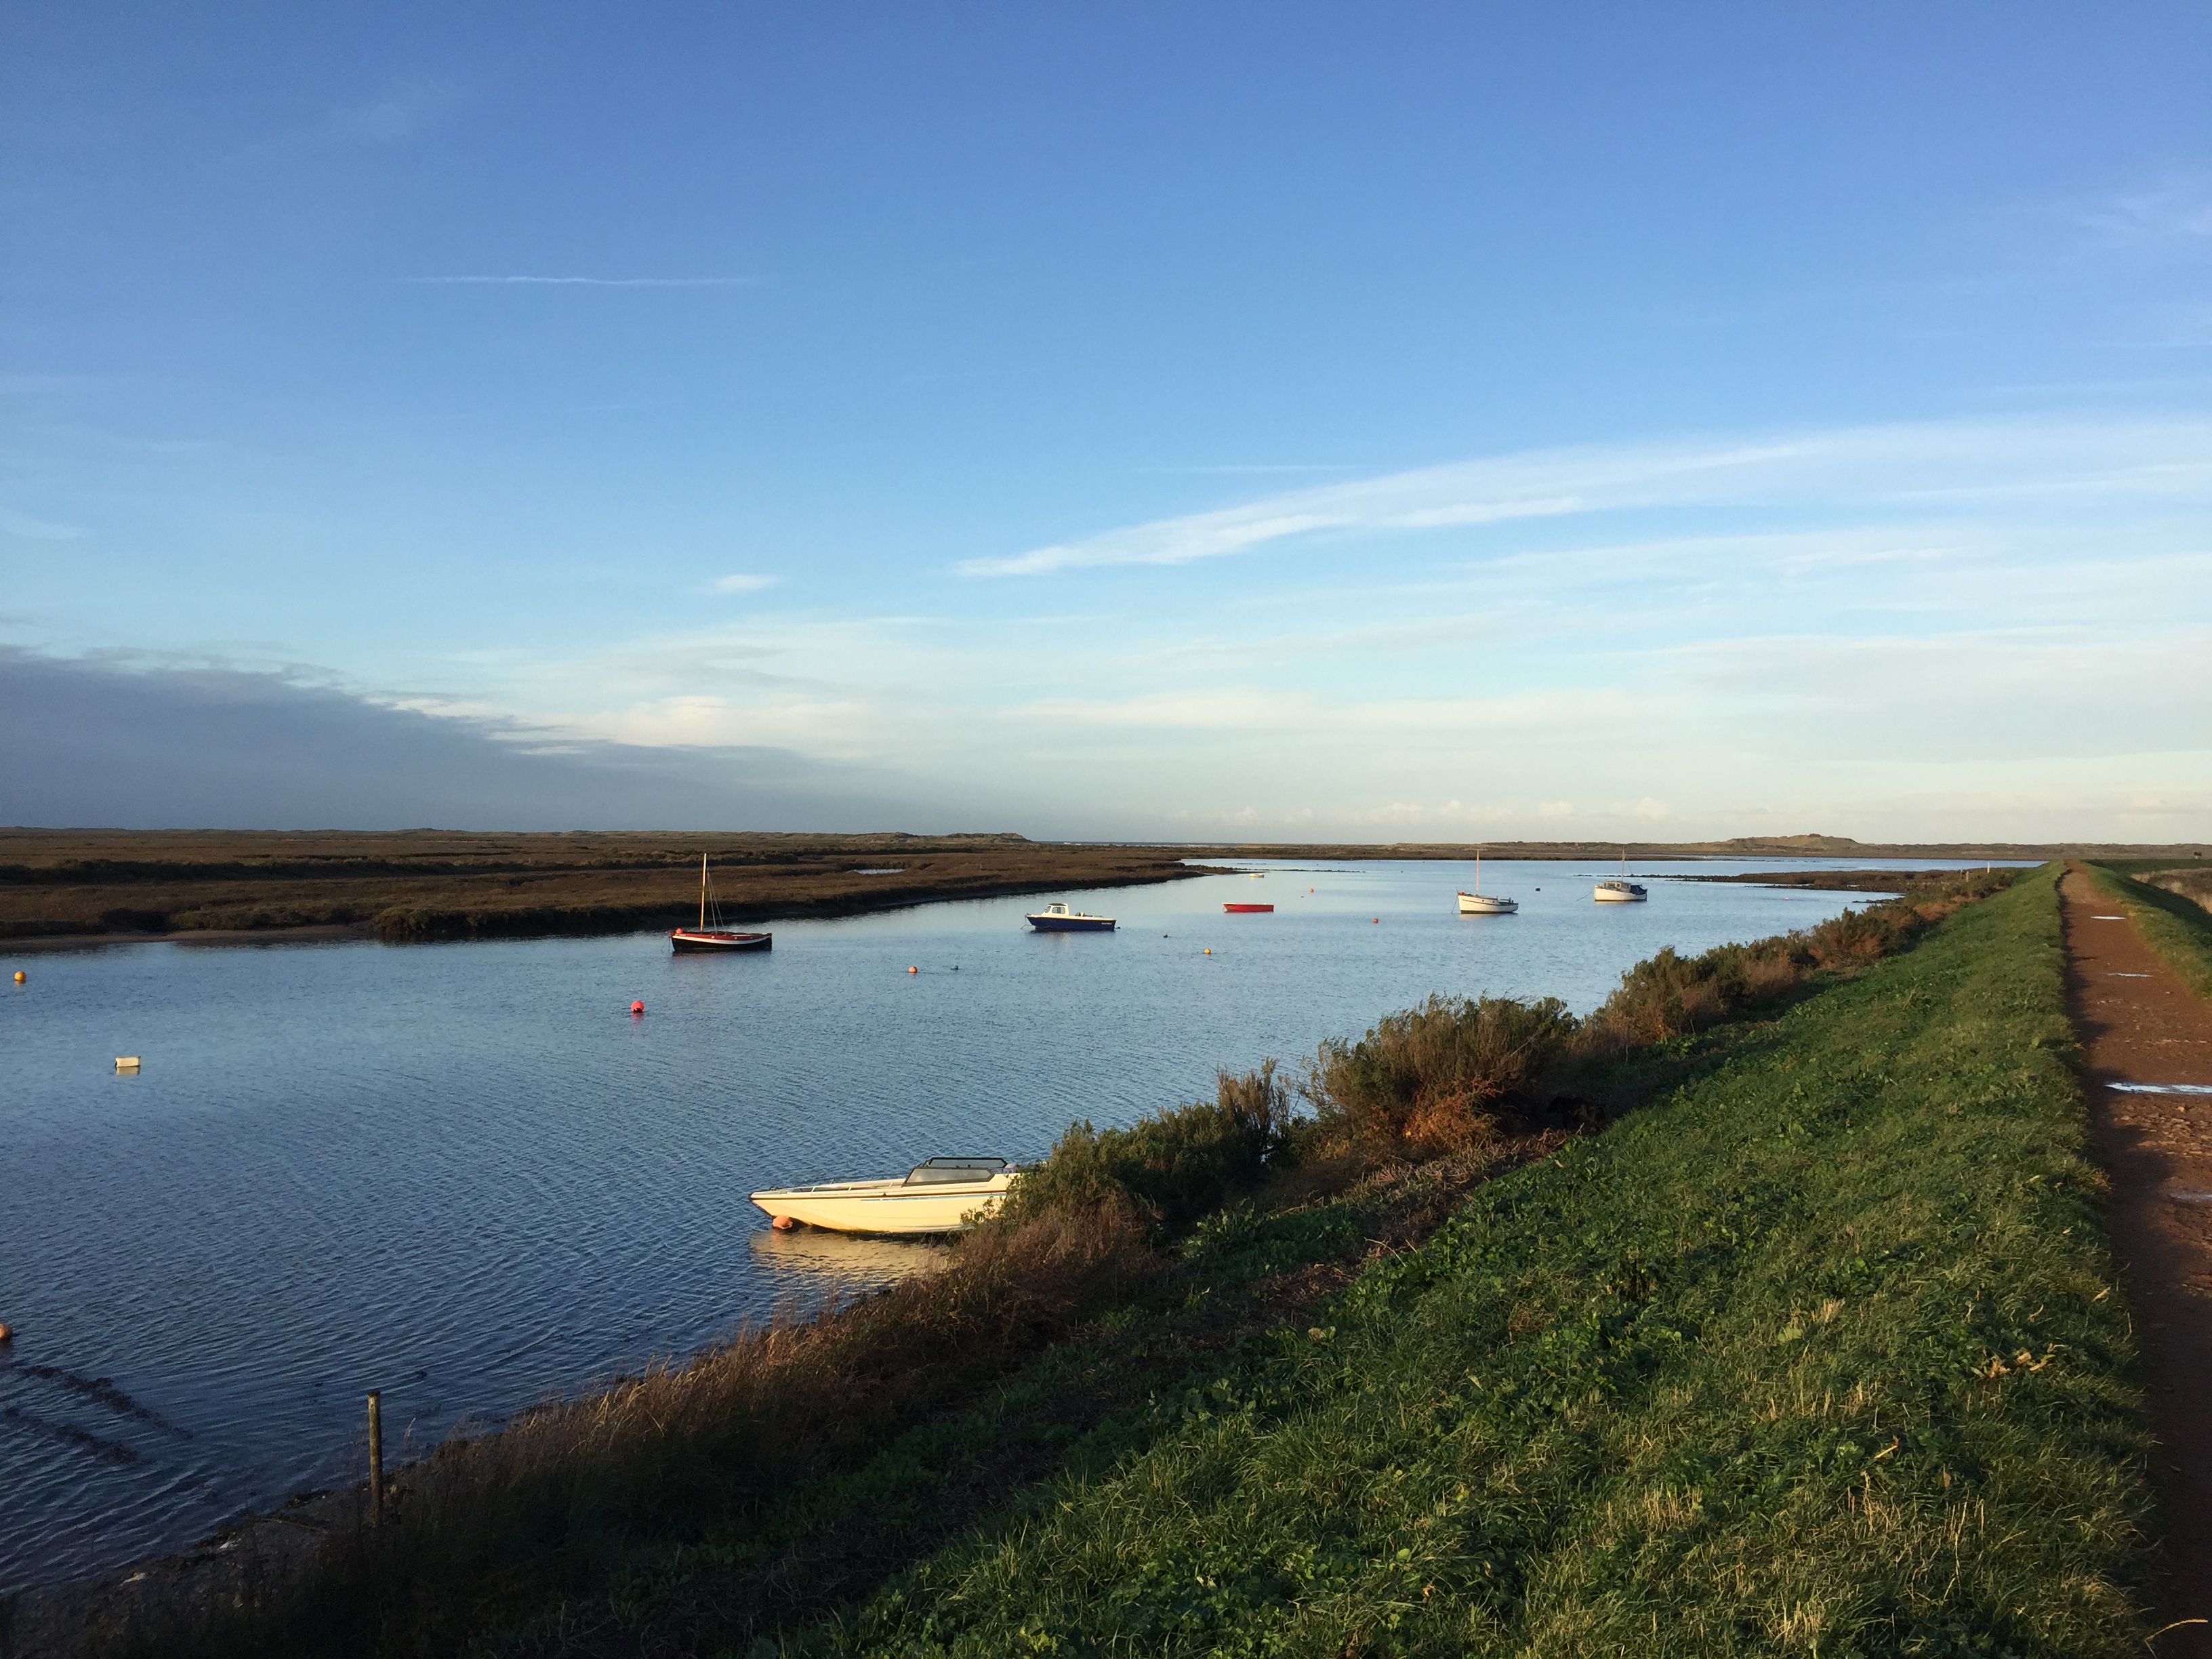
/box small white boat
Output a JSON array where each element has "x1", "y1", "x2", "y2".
[
  {"x1": 750, "y1": 1156, "x2": 1014, "y2": 1235},
  {"x1": 1594, "y1": 853, "x2": 1647, "y2": 903},
  {"x1": 1457, "y1": 851, "x2": 1518, "y2": 915}
]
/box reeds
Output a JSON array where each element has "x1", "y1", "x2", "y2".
[{"x1": 122, "y1": 1207, "x2": 1155, "y2": 1658}]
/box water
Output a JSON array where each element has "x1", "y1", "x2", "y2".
[{"x1": 0, "y1": 856, "x2": 2019, "y2": 1593}]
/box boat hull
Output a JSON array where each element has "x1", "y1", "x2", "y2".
[
  {"x1": 1456, "y1": 893, "x2": 1518, "y2": 915},
  {"x1": 1223, "y1": 903, "x2": 1273, "y2": 913},
  {"x1": 1593, "y1": 883, "x2": 1647, "y2": 903},
  {"x1": 1027, "y1": 915, "x2": 1115, "y2": 931},
  {"x1": 671, "y1": 929, "x2": 773, "y2": 951},
  {"x1": 750, "y1": 1172, "x2": 1013, "y2": 1234}
]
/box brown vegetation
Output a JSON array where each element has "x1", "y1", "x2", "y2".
[
  {"x1": 0, "y1": 830, "x2": 1214, "y2": 943},
  {"x1": 2146, "y1": 865, "x2": 2212, "y2": 916}
]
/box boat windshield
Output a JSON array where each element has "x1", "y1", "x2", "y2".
[{"x1": 904, "y1": 1158, "x2": 1010, "y2": 1185}]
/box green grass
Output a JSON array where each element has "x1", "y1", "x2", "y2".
[
  {"x1": 801, "y1": 865, "x2": 2156, "y2": 1656},
  {"x1": 2083, "y1": 861, "x2": 2212, "y2": 1004}
]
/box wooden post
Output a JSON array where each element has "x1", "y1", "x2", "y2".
[{"x1": 367, "y1": 1390, "x2": 384, "y2": 1526}]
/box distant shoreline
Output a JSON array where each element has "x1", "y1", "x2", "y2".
[{"x1": 3, "y1": 829, "x2": 2202, "y2": 951}]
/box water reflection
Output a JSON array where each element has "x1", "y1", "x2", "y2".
[{"x1": 747, "y1": 1224, "x2": 949, "y2": 1301}]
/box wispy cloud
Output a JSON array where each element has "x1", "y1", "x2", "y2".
[
  {"x1": 1, "y1": 509, "x2": 85, "y2": 541},
  {"x1": 707, "y1": 573, "x2": 782, "y2": 594},
  {"x1": 332, "y1": 77, "x2": 460, "y2": 144},
  {"x1": 2079, "y1": 176, "x2": 2212, "y2": 246},
  {"x1": 957, "y1": 419, "x2": 2212, "y2": 577},
  {"x1": 403, "y1": 276, "x2": 760, "y2": 289}
]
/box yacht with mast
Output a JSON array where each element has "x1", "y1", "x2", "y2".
[
  {"x1": 1456, "y1": 850, "x2": 1519, "y2": 915},
  {"x1": 1593, "y1": 852, "x2": 1648, "y2": 903},
  {"x1": 670, "y1": 854, "x2": 774, "y2": 951}
]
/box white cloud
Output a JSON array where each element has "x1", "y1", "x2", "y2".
[
  {"x1": 331, "y1": 78, "x2": 460, "y2": 144},
  {"x1": 956, "y1": 419, "x2": 2212, "y2": 578},
  {"x1": 2080, "y1": 176, "x2": 2212, "y2": 245},
  {"x1": 708, "y1": 573, "x2": 783, "y2": 594},
  {"x1": 405, "y1": 276, "x2": 759, "y2": 289},
  {"x1": 1, "y1": 510, "x2": 85, "y2": 541}
]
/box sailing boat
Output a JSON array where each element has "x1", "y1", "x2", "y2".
[
  {"x1": 670, "y1": 854, "x2": 774, "y2": 952},
  {"x1": 1593, "y1": 851, "x2": 1648, "y2": 904},
  {"x1": 1457, "y1": 849, "x2": 1519, "y2": 915}
]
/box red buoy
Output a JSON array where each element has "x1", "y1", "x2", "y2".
[
  {"x1": 907, "y1": 966, "x2": 918, "y2": 974},
  {"x1": 630, "y1": 1000, "x2": 645, "y2": 1015}
]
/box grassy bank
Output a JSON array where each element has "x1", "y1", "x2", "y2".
[
  {"x1": 803, "y1": 865, "x2": 2154, "y2": 1654},
  {"x1": 2083, "y1": 861, "x2": 2212, "y2": 1004},
  {"x1": 78, "y1": 867, "x2": 2154, "y2": 1656}
]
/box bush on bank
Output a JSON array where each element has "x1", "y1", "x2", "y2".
[
  {"x1": 811, "y1": 863, "x2": 2156, "y2": 1656},
  {"x1": 998, "y1": 868, "x2": 2024, "y2": 1225},
  {"x1": 995, "y1": 1061, "x2": 1298, "y2": 1233}
]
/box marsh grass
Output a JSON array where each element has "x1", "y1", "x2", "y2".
[
  {"x1": 806, "y1": 865, "x2": 2155, "y2": 1656},
  {"x1": 111, "y1": 1210, "x2": 1155, "y2": 1658}
]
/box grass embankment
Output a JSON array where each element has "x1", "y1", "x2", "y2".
[
  {"x1": 0, "y1": 830, "x2": 1210, "y2": 943},
  {"x1": 98, "y1": 868, "x2": 2154, "y2": 1656},
  {"x1": 2083, "y1": 861, "x2": 2212, "y2": 1005},
  {"x1": 803, "y1": 865, "x2": 2153, "y2": 1655}
]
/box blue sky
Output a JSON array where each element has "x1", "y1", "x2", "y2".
[{"x1": 3, "y1": 4, "x2": 2209, "y2": 838}]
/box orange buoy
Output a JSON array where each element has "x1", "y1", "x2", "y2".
[
  {"x1": 630, "y1": 1000, "x2": 644, "y2": 1015},
  {"x1": 771, "y1": 1214, "x2": 796, "y2": 1231},
  {"x1": 1204, "y1": 947, "x2": 1212, "y2": 954},
  {"x1": 0, "y1": 1322, "x2": 14, "y2": 1343},
  {"x1": 907, "y1": 965, "x2": 918, "y2": 974},
  {"x1": 11, "y1": 970, "x2": 22, "y2": 984}
]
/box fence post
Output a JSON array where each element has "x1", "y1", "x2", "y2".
[{"x1": 367, "y1": 1390, "x2": 385, "y2": 1526}]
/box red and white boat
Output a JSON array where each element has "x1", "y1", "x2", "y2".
[{"x1": 670, "y1": 854, "x2": 773, "y2": 953}]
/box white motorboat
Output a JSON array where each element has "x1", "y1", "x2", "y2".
[
  {"x1": 1594, "y1": 853, "x2": 1647, "y2": 903},
  {"x1": 750, "y1": 1156, "x2": 1014, "y2": 1235},
  {"x1": 1457, "y1": 851, "x2": 1518, "y2": 915}
]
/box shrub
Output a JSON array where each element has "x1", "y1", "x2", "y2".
[
  {"x1": 1305, "y1": 994, "x2": 1578, "y2": 1155},
  {"x1": 998, "y1": 1062, "x2": 1295, "y2": 1233},
  {"x1": 1576, "y1": 867, "x2": 2022, "y2": 1056}
]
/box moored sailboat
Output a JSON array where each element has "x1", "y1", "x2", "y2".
[
  {"x1": 670, "y1": 854, "x2": 774, "y2": 951},
  {"x1": 1457, "y1": 850, "x2": 1519, "y2": 915},
  {"x1": 1594, "y1": 852, "x2": 1648, "y2": 903}
]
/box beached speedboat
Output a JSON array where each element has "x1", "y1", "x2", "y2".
[
  {"x1": 750, "y1": 1157, "x2": 1015, "y2": 1235},
  {"x1": 1456, "y1": 851, "x2": 1518, "y2": 915},
  {"x1": 1594, "y1": 854, "x2": 1647, "y2": 903},
  {"x1": 671, "y1": 853, "x2": 773, "y2": 951},
  {"x1": 1026, "y1": 901, "x2": 1115, "y2": 932}
]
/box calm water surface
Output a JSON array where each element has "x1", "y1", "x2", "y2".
[{"x1": 0, "y1": 857, "x2": 2018, "y2": 1591}]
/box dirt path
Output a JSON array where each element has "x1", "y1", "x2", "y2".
[{"x1": 2060, "y1": 865, "x2": 2212, "y2": 1652}]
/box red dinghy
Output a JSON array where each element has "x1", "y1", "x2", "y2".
[
  {"x1": 1223, "y1": 903, "x2": 1274, "y2": 913},
  {"x1": 671, "y1": 855, "x2": 773, "y2": 953}
]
